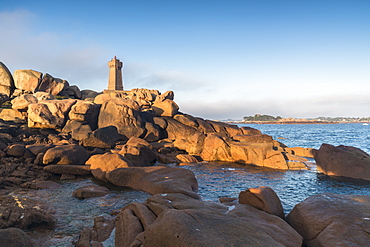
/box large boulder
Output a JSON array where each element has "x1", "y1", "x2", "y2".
[
  {"x1": 86, "y1": 153, "x2": 133, "y2": 182},
  {"x1": 0, "y1": 108, "x2": 25, "y2": 121},
  {"x1": 106, "y1": 166, "x2": 199, "y2": 199},
  {"x1": 163, "y1": 117, "x2": 206, "y2": 155},
  {"x1": 314, "y1": 143, "x2": 370, "y2": 180},
  {"x1": 36, "y1": 73, "x2": 68, "y2": 95},
  {"x1": 239, "y1": 186, "x2": 285, "y2": 219},
  {"x1": 81, "y1": 126, "x2": 122, "y2": 149},
  {"x1": 68, "y1": 100, "x2": 100, "y2": 129},
  {"x1": 286, "y1": 193, "x2": 370, "y2": 247},
  {"x1": 128, "y1": 88, "x2": 160, "y2": 107},
  {"x1": 27, "y1": 99, "x2": 77, "y2": 129},
  {"x1": 13, "y1": 69, "x2": 43, "y2": 93},
  {"x1": 81, "y1": 89, "x2": 100, "y2": 100},
  {"x1": 33, "y1": 91, "x2": 55, "y2": 101},
  {"x1": 72, "y1": 185, "x2": 110, "y2": 199},
  {"x1": 0, "y1": 228, "x2": 37, "y2": 247},
  {"x1": 0, "y1": 62, "x2": 15, "y2": 96},
  {"x1": 152, "y1": 99, "x2": 179, "y2": 117},
  {"x1": 11, "y1": 94, "x2": 38, "y2": 110},
  {"x1": 200, "y1": 133, "x2": 289, "y2": 169},
  {"x1": 119, "y1": 137, "x2": 156, "y2": 167},
  {"x1": 64, "y1": 85, "x2": 81, "y2": 99},
  {"x1": 98, "y1": 98, "x2": 146, "y2": 138},
  {"x1": 42, "y1": 144, "x2": 89, "y2": 165},
  {"x1": 115, "y1": 193, "x2": 303, "y2": 247}
]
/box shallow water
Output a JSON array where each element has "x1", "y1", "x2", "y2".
[{"x1": 13, "y1": 177, "x2": 150, "y2": 247}]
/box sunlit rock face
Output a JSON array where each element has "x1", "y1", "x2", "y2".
[
  {"x1": 0, "y1": 62, "x2": 15, "y2": 96},
  {"x1": 27, "y1": 99, "x2": 77, "y2": 129},
  {"x1": 13, "y1": 69, "x2": 43, "y2": 93},
  {"x1": 98, "y1": 97, "x2": 146, "y2": 138}
]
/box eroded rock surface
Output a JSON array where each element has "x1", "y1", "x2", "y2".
[
  {"x1": 286, "y1": 193, "x2": 370, "y2": 247},
  {"x1": 116, "y1": 193, "x2": 303, "y2": 247},
  {"x1": 314, "y1": 143, "x2": 370, "y2": 180}
]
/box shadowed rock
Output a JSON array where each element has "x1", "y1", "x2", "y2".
[
  {"x1": 116, "y1": 193, "x2": 303, "y2": 247},
  {"x1": 314, "y1": 143, "x2": 370, "y2": 180},
  {"x1": 286, "y1": 193, "x2": 370, "y2": 247},
  {"x1": 72, "y1": 185, "x2": 110, "y2": 199},
  {"x1": 43, "y1": 144, "x2": 89, "y2": 165},
  {"x1": 0, "y1": 228, "x2": 37, "y2": 247}
]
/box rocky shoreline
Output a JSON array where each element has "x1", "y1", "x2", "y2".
[{"x1": 0, "y1": 62, "x2": 370, "y2": 246}]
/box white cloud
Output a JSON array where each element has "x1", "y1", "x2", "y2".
[{"x1": 0, "y1": 9, "x2": 110, "y2": 91}]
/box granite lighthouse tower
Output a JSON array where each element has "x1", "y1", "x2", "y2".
[{"x1": 107, "y1": 56, "x2": 123, "y2": 91}]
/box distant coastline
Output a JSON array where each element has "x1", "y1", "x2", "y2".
[
  {"x1": 231, "y1": 114, "x2": 370, "y2": 125},
  {"x1": 230, "y1": 120, "x2": 339, "y2": 125},
  {"x1": 227, "y1": 120, "x2": 370, "y2": 125}
]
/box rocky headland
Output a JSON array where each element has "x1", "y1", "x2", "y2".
[{"x1": 0, "y1": 62, "x2": 369, "y2": 246}]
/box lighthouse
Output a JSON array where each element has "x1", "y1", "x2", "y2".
[{"x1": 107, "y1": 56, "x2": 124, "y2": 91}]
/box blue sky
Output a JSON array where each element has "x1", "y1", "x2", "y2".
[{"x1": 1, "y1": 0, "x2": 370, "y2": 119}]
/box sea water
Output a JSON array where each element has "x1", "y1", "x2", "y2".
[{"x1": 184, "y1": 123, "x2": 370, "y2": 212}]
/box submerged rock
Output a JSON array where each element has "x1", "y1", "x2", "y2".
[{"x1": 72, "y1": 185, "x2": 110, "y2": 199}]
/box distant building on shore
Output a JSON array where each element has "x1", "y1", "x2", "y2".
[{"x1": 107, "y1": 56, "x2": 124, "y2": 91}]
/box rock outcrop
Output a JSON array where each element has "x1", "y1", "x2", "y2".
[
  {"x1": 98, "y1": 97, "x2": 146, "y2": 138},
  {"x1": 115, "y1": 193, "x2": 303, "y2": 247},
  {"x1": 13, "y1": 69, "x2": 43, "y2": 93},
  {"x1": 314, "y1": 143, "x2": 370, "y2": 180},
  {"x1": 42, "y1": 144, "x2": 89, "y2": 165},
  {"x1": 28, "y1": 99, "x2": 77, "y2": 129},
  {"x1": 86, "y1": 152, "x2": 133, "y2": 182},
  {"x1": 286, "y1": 193, "x2": 370, "y2": 247},
  {"x1": 0, "y1": 228, "x2": 37, "y2": 247},
  {"x1": 0, "y1": 62, "x2": 15, "y2": 96},
  {"x1": 239, "y1": 186, "x2": 285, "y2": 219},
  {"x1": 36, "y1": 73, "x2": 68, "y2": 95},
  {"x1": 106, "y1": 166, "x2": 200, "y2": 199}
]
